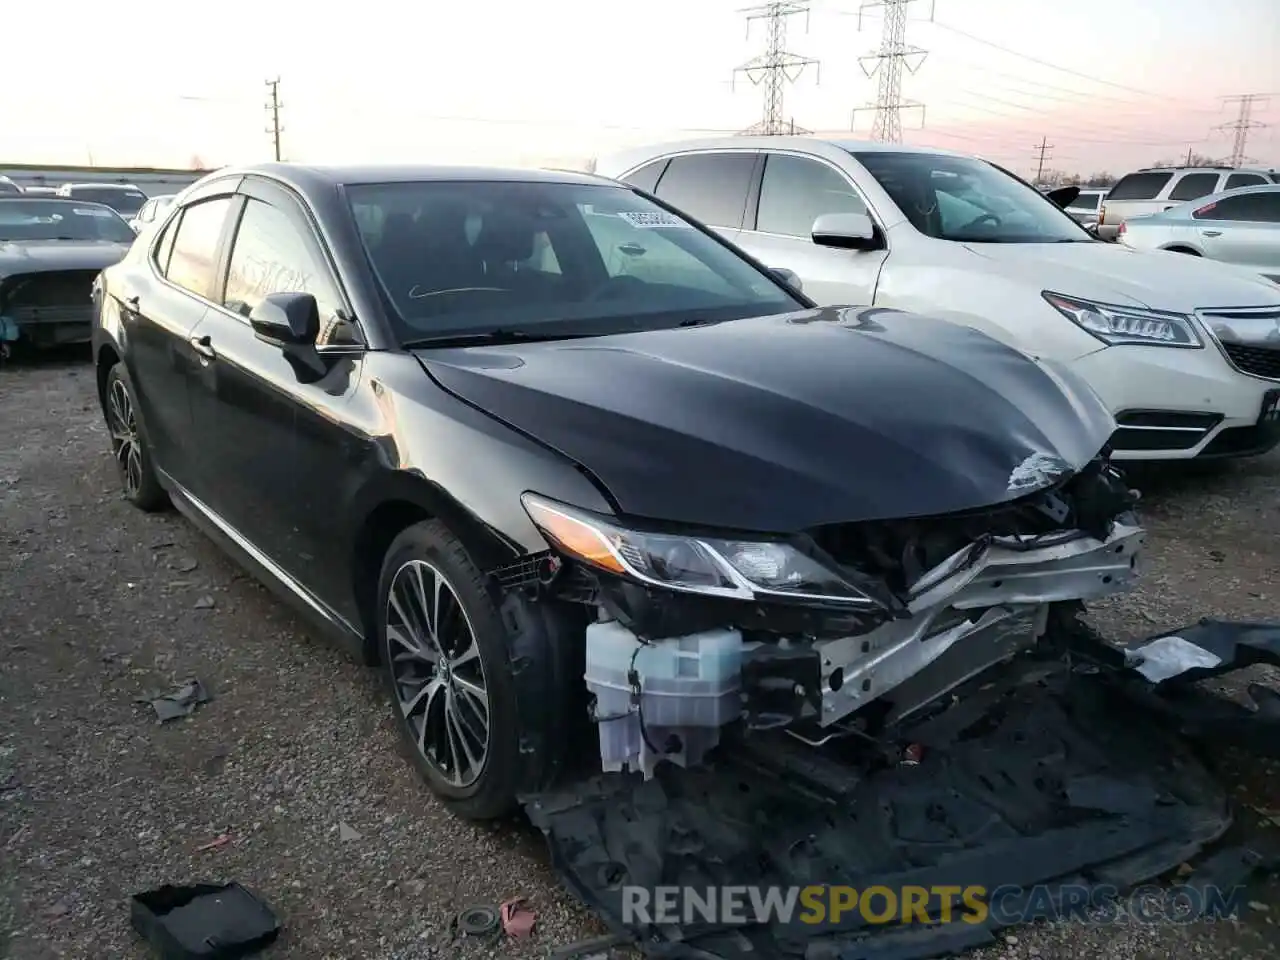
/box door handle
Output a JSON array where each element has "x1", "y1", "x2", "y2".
[
  {"x1": 188, "y1": 334, "x2": 216, "y2": 361},
  {"x1": 1201, "y1": 230, "x2": 1222, "y2": 237}
]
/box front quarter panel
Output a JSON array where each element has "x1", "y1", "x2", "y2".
[
  {"x1": 333, "y1": 351, "x2": 612, "y2": 619},
  {"x1": 873, "y1": 243, "x2": 1104, "y2": 361}
]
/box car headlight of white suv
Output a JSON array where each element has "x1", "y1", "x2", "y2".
[{"x1": 1043, "y1": 292, "x2": 1203, "y2": 348}]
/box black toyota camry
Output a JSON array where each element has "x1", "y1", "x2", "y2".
[{"x1": 90, "y1": 163, "x2": 1141, "y2": 820}]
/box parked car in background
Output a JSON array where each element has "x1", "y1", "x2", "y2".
[
  {"x1": 0, "y1": 176, "x2": 21, "y2": 195},
  {"x1": 90, "y1": 162, "x2": 1144, "y2": 819},
  {"x1": 1064, "y1": 188, "x2": 1106, "y2": 225},
  {"x1": 1097, "y1": 165, "x2": 1278, "y2": 240},
  {"x1": 55, "y1": 183, "x2": 149, "y2": 222},
  {"x1": 1119, "y1": 183, "x2": 1280, "y2": 284},
  {"x1": 595, "y1": 137, "x2": 1280, "y2": 461},
  {"x1": 129, "y1": 194, "x2": 175, "y2": 233},
  {"x1": 0, "y1": 196, "x2": 135, "y2": 350}
]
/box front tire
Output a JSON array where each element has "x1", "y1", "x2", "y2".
[
  {"x1": 102, "y1": 362, "x2": 167, "y2": 512},
  {"x1": 378, "y1": 520, "x2": 522, "y2": 820}
]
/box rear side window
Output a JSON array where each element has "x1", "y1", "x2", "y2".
[
  {"x1": 1226, "y1": 173, "x2": 1267, "y2": 190},
  {"x1": 622, "y1": 159, "x2": 668, "y2": 194},
  {"x1": 652, "y1": 153, "x2": 756, "y2": 229},
  {"x1": 1194, "y1": 192, "x2": 1280, "y2": 223},
  {"x1": 1168, "y1": 173, "x2": 1220, "y2": 202},
  {"x1": 1068, "y1": 193, "x2": 1102, "y2": 211},
  {"x1": 165, "y1": 197, "x2": 233, "y2": 300},
  {"x1": 1107, "y1": 171, "x2": 1173, "y2": 201}
]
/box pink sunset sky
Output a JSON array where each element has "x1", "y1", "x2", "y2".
[{"x1": 3, "y1": 0, "x2": 1277, "y2": 178}]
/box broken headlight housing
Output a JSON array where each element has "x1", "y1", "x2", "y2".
[
  {"x1": 522, "y1": 493, "x2": 883, "y2": 608},
  {"x1": 1043, "y1": 292, "x2": 1203, "y2": 348}
]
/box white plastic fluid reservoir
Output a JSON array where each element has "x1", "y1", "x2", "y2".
[{"x1": 584, "y1": 620, "x2": 744, "y2": 778}]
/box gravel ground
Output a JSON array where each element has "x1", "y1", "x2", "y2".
[{"x1": 1, "y1": 352, "x2": 1277, "y2": 960}]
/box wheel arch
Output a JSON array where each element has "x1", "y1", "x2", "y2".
[
  {"x1": 348, "y1": 470, "x2": 527, "y2": 665},
  {"x1": 1161, "y1": 243, "x2": 1202, "y2": 256}
]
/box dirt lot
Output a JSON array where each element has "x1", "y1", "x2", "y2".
[{"x1": 1, "y1": 352, "x2": 1278, "y2": 960}]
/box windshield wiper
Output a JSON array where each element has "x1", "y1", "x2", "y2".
[{"x1": 401, "y1": 329, "x2": 591, "y2": 349}]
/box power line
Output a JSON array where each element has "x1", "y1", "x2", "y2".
[
  {"x1": 851, "y1": 0, "x2": 933, "y2": 143},
  {"x1": 928, "y1": 20, "x2": 1179, "y2": 102},
  {"x1": 732, "y1": 2, "x2": 820, "y2": 136},
  {"x1": 265, "y1": 78, "x2": 284, "y2": 161},
  {"x1": 1215, "y1": 93, "x2": 1270, "y2": 167}
]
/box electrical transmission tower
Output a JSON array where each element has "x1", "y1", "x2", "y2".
[
  {"x1": 1032, "y1": 136, "x2": 1054, "y2": 184},
  {"x1": 1215, "y1": 93, "x2": 1270, "y2": 167},
  {"x1": 733, "y1": 2, "x2": 820, "y2": 136},
  {"x1": 851, "y1": 0, "x2": 934, "y2": 142},
  {"x1": 265, "y1": 78, "x2": 284, "y2": 161}
]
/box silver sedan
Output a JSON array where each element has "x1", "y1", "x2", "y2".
[{"x1": 1119, "y1": 183, "x2": 1280, "y2": 282}]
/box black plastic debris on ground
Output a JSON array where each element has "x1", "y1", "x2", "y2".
[
  {"x1": 137, "y1": 679, "x2": 212, "y2": 724},
  {"x1": 130, "y1": 883, "x2": 279, "y2": 959},
  {"x1": 523, "y1": 619, "x2": 1280, "y2": 960}
]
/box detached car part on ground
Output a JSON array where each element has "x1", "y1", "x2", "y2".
[
  {"x1": 0, "y1": 196, "x2": 135, "y2": 351},
  {"x1": 89, "y1": 164, "x2": 1280, "y2": 960}
]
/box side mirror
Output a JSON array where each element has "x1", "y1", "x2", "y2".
[
  {"x1": 248, "y1": 292, "x2": 320, "y2": 347},
  {"x1": 1083, "y1": 222, "x2": 1101, "y2": 238},
  {"x1": 769, "y1": 267, "x2": 803, "y2": 293},
  {"x1": 811, "y1": 212, "x2": 878, "y2": 251},
  {"x1": 1046, "y1": 186, "x2": 1080, "y2": 209}
]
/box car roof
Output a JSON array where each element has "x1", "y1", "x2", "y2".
[
  {"x1": 0, "y1": 195, "x2": 121, "y2": 212},
  {"x1": 1193, "y1": 182, "x2": 1280, "y2": 202},
  {"x1": 207, "y1": 161, "x2": 618, "y2": 192},
  {"x1": 58, "y1": 182, "x2": 144, "y2": 190}
]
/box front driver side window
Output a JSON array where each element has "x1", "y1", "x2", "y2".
[
  {"x1": 223, "y1": 197, "x2": 357, "y2": 346},
  {"x1": 756, "y1": 154, "x2": 868, "y2": 238}
]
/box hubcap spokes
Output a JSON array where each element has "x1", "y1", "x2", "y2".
[
  {"x1": 386, "y1": 560, "x2": 490, "y2": 788},
  {"x1": 106, "y1": 379, "x2": 142, "y2": 497}
]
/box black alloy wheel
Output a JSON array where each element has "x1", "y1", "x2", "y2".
[
  {"x1": 378, "y1": 520, "x2": 523, "y2": 820},
  {"x1": 103, "y1": 362, "x2": 167, "y2": 511}
]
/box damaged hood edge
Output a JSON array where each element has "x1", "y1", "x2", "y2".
[{"x1": 418, "y1": 306, "x2": 1117, "y2": 533}]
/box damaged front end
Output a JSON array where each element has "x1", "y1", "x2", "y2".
[
  {"x1": 513, "y1": 453, "x2": 1142, "y2": 778},
  {"x1": 0, "y1": 270, "x2": 101, "y2": 348}
]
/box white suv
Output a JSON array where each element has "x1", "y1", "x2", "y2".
[{"x1": 594, "y1": 137, "x2": 1280, "y2": 462}]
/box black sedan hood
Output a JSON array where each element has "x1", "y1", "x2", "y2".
[
  {"x1": 0, "y1": 239, "x2": 132, "y2": 274},
  {"x1": 416, "y1": 307, "x2": 1116, "y2": 533}
]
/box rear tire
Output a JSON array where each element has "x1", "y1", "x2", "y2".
[
  {"x1": 377, "y1": 520, "x2": 522, "y2": 820},
  {"x1": 102, "y1": 362, "x2": 167, "y2": 512}
]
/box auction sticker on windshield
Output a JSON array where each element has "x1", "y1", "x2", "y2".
[
  {"x1": 617, "y1": 211, "x2": 692, "y2": 229},
  {"x1": 73, "y1": 207, "x2": 116, "y2": 217}
]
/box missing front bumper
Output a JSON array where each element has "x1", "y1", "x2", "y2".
[
  {"x1": 525, "y1": 617, "x2": 1280, "y2": 960},
  {"x1": 815, "y1": 523, "x2": 1146, "y2": 725}
]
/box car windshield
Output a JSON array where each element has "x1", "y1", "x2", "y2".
[
  {"x1": 852, "y1": 151, "x2": 1091, "y2": 243},
  {"x1": 0, "y1": 200, "x2": 136, "y2": 242},
  {"x1": 64, "y1": 186, "x2": 148, "y2": 216},
  {"x1": 346, "y1": 179, "x2": 802, "y2": 343}
]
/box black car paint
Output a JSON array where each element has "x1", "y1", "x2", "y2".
[
  {"x1": 420, "y1": 307, "x2": 1116, "y2": 531},
  {"x1": 92, "y1": 161, "x2": 1114, "y2": 662}
]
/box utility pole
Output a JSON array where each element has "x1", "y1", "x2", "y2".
[
  {"x1": 1032, "y1": 136, "x2": 1054, "y2": 185},
  {"x1": 265, "y1": 78, "x2": 284, "y2": 161},
  {"x1": 850, "y1": 0, "x2": 934, "y2": 143},
  {"x1": 733, "y1": 2, "x2": 820, "y2": 136},
  {"x1": 1215, "y1": 93, "x2": 1270, "y2": 167},
  {"x1": 1185, "y1": 145, "x2": 1193, "y2": 166}
]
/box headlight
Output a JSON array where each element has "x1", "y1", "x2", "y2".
[
  {"x1": 521, "y1": 493, "x2": 882, "y2": 607},
  {"x1": 1043, "y1": 292, "x2": 1202, "y2": 348}
]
